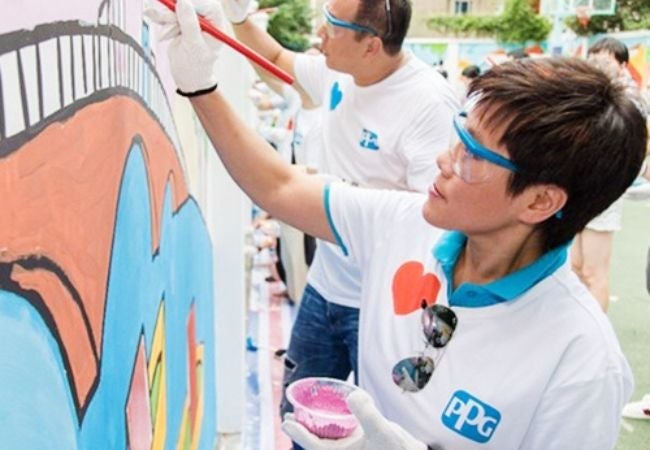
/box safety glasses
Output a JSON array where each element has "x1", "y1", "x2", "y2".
[
  {"x1": 391, "y1": 302, "x2": 458, "y2": 392},
  {"x1": 450, "y1": 111, "x2": 520, "y2": 184},
  {"x1": 322, "y1": 4, "x2": 379, "y2": 39}
]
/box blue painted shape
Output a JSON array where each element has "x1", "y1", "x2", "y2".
[
  {"x1": 77, "y1": 143, "x2": 216, "y2": 450},
  {"x1": 0, "y1": 291, "x2": 78, "y2": 449}
]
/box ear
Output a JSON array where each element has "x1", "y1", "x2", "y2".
[
  {"x1": 519, "y1": 184, "x2": 567, "y2": 225},
  {"x1": 363, "y1": 35, "x2": 383, "y2": 57}
]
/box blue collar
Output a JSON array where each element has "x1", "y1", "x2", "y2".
[{"x1": 433, "y1": 231, "x2": 569, "y2": 308}]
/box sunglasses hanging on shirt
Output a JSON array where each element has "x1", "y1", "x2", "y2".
[{"x1": 391, "y1": 301, "x2": 458, "y2": 392}]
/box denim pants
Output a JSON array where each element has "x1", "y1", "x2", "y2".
[{"x1": 280, "y1": 284, "x2": 359, "y2": 448}]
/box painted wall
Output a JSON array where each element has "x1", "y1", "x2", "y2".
[
  {"x1": 407, "y1": 30, "x2": 650, "y2": 95},
  {"x1": 0, "y1": 0, "x2": 237, "y2": 447}
]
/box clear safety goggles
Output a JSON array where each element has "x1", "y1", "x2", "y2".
[
  {"x1": 449, "y1": 111, "x2": 520, "y2": 184},
  {"x1": 319, "y1": 4, "x2": 378, "y2": 39}
]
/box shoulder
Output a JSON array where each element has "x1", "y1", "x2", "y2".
[
  {"x1": 392, "y1": 57, "x2": 459, "y2": 111},
  {"x1": 329, "y1": 184, "x2": 426, "y2": 221},
  {"x1": 532, "y1": 266, "x2": 628, "y2": 371}
]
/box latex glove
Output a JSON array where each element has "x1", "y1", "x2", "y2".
[
  {"x1": 222, "y1": 0, "x2": 256, "y2": 24},
  {"x1": 282, "y1": 389, "x2": 428, "y2": 450},
  {"x1": 145, "y1": 0, "x2": 224, "y2": 94},
  {"x1": 624, "y1": 181, "x2": 650, "y2": 201}
]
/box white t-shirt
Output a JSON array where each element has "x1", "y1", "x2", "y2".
[
  {"x1": 294, "y1": 53, "x2": 459, "y2": 307},
  {"x1": 292, "y1": 106, "x2": 323, "y2": 170},
  {"x1": 327, "y1": 183, "x2": 633, "y2": 450}
]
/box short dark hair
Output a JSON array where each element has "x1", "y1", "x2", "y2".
[
  {"x1": 469, "y1": 57, "x2": 647, "y2": 251},
  {"x1": 588, "y1": 37, "x2": 629, "y2": 64},
  {"x1": 354, "y1": 0, "x2": 411, "y2": 56},
  {"x1": 461, "y1": 65, "x2": 481, "y2": 79}
]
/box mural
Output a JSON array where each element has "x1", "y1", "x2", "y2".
[
  {"x1": 0, "y1": 0, "x2": 217, "y2": 448},
  {"x1": 407, "y1": 31, "x2": 650, "y2": 90}
]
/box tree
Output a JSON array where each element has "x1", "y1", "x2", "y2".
[
  {"x1": 565, "y1": 0, "x2": 650, "y2": 35},
  {"x1": 259, "y1": 0, "x2": 312, "y2": 51},
  {"x1": 496, "y1": 0, "x2": 552, "y2": 43},
  {"x1": 427, "y1": 0, "x2": 552, "y2": 44}
]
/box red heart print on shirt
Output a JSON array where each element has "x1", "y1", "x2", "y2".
[{"x1": 392, "y1": 261, "x2": 441, "y2": 315}]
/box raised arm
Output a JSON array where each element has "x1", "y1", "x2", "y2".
[
  {"x1": 192, "y1": 91, "x2": 332, "y2": 241},
  {"x1": 222, "y1": 0, "x2": 313, "y2": 100},
  {"x1": 151, "y1": 0, "x2": 334, "y2": 242}
]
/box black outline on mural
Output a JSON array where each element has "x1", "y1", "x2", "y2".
[{"x1": 0, "y1": 20, "x2": 172, "y2": 158}]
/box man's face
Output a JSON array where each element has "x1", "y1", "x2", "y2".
[
  {"x1": 317, "y1": 0, "x2": 375, "y2": 73},
  {"x1": 588, "y1": 51, "x2": 625, "y2": 79}
]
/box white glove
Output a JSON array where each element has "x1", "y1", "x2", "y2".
[
  {"x1": 282, "y1": 389, "x2": 428, "y2": 450},
  {"x1": 221, "y1": 0, "x2": 256, "y2": 24},
  {"x1": 624, "y1": 181, "x2": 650, "y2": 201},
  {"x1": 145, "y1": 0, "x2": 224, "y2": 94}
]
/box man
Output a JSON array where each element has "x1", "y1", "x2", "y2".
[
  {"x1": 150, "y1": 1, "x2": 646, "y2": 448},
  {"x1": 571, "y1": 37, "x2": 647, "y2": 311},
  {"x1": 222, "y1": 0, "x2": 459, "y2": 422}
]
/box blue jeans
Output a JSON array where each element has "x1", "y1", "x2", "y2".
[{"x1": 280, "y1": 284, "x2": 359, "y2": 447}]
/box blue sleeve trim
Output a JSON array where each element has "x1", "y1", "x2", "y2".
[{"x1": 324, "y1": 184, "x2": 349, "y2": 257}]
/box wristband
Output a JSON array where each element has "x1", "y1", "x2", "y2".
[{"x1": 176, "y1": 83, "x2": 219, "y2": 97}]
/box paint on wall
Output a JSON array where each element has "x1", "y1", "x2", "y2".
[{"x1": 0, "y1": 0, "x2": 217, "y2": 448}]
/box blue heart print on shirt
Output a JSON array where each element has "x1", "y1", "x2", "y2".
[{"x1": 330, "y1": 81, "x2": 343, "y2": 110}]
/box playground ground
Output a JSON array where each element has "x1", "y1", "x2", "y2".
[{"x1": 610, "y1": 199, "x2": 650, "y2": 449}]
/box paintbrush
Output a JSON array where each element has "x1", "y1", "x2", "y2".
[{"x1": 156, "y1": 0, "x2": 294, "y2": 84}]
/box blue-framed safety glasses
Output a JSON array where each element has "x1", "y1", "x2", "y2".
[
  {"x1": 322, "y1": 4, "x2": 379, "y2": 38},
  {"x1": 450, "y1": 111, "x2": 520, "y2": 183}
]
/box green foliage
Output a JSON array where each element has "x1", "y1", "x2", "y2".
[
  {"x1": 427, "y1": 16, "x2": 501, "y2": 38},
  {"x1": 565, "y1": 0, "x2": 650, "y2": 35},
  {"x1": 496, "y1": 0, "x2": 552, "y2": 43},
  {"x1": 427, "y1": 0, "x2": 552, "y2": 44},
  {"x1": 262, "y1": 0, "x2": 313, "y2": 52}
]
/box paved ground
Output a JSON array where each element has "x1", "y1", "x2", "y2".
[{"x1": 610, "y1": 199, "x2": 650, "y2": 449}]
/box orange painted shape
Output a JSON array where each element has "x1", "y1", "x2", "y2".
[
  {"x1": 126, "y1": 336, "x2": 154, "y2": 450},
  {"x1": 391, "y1": 261, "x2": 441, "y2": 315},
  {"x1": 0, "y1": 95, "x2": 188, "y2": 413},
  {"x1": 10, "y1": 265, "x2": 98, "y2": 408}
]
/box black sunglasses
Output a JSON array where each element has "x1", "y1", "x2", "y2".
[{"x1": 391, "y1": 301, "x2": 458, "y2": 392}]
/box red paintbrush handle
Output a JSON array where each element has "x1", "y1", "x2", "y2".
[{"x1": 156, "y1": 0, "x2": 294, "y2": 84}]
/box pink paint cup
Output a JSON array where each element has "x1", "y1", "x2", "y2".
[{"x1": 286, "y1": 377, "x2": 359, "y2": 439}]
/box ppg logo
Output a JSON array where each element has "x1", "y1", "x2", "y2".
[
  {"x1": 359, "y1": 129, "x2": 380, "y2": 151},
  {"x1": 441, "y1": 390, "x2": 501, "y2": 443}
]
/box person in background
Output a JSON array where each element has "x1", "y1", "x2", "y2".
[
  {"x1": 146, "y1": 3, "x2": 645, "y2": 445},
  {"x1": 458, "y1": 64, "x2": 481, "y2": 102},
  {"x1": 571, "y1": 37, "x2": 647, "y2": 311},
  {"x1": 219, "y1": 0, "x2": 459, "y2": 440},
  {"x1": 506, "y1": 47, "x2": 529, "y2": 60}
]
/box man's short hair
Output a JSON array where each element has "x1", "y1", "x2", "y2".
[
  {"x1": 354, "y1": 0, "x2": 411, "y2": 56},
  {"x1": 468, "y1": 57, "x2": 647, "y2": 251},
  {"x1": 588, "y1": 37, "x2": 629, "y2": 64},
  {"x1": 461, "y1": 65, "x2": 481, "y2": 79}
]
